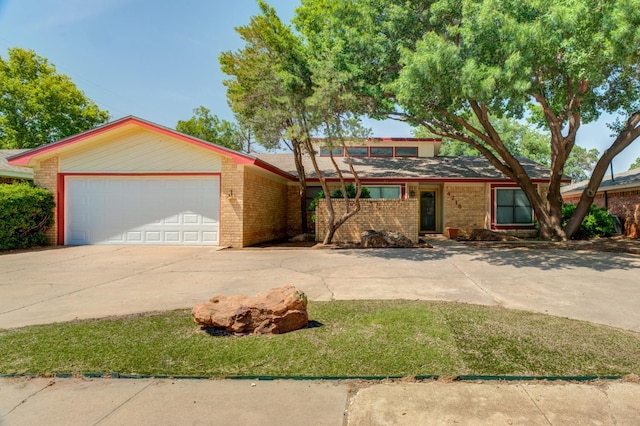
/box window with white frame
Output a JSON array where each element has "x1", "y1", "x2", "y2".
[
  {"x1": 367, "y1": 185, "x2": 402, "y2": 199},
  {"x1": 495, "y1": 188, "x2": 533, "y2": 224}
]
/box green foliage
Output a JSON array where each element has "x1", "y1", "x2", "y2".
[
  {"x1": 0, "y1": 183, "x2": 55, "y2": 250},
  {"x1": 176, "y1": 106, "x2": 243, "y2": 151},
  {"x1": 629, "y1": 157, "x2": 640, "y2": 171},
  {"x1": 296, "y1": 0, "x2": 640, "y2": 239},
  {"x1": 561, "y1": 204, "x2": 616, "y2": 239},
  {"x1": 308, "y1": 184, "x2": 370, "y2": 212},
  {"x1": 0, "y1": 48, "x2": 110, "y2": 149}
]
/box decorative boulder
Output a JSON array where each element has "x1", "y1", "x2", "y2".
[
  {"x1": 192, "y1": 285, "x2": 308, "y2": 335},
  {"x1": 360, "y1": 230, "x2": 413, "y2": 248}
]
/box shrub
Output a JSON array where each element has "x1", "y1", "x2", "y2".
[
  {"x1": 0, "y1": 183, "x2": 55, "y2": 250},
  {"x1": 561, "y1": 203, "x2": 616, "y2": 239}
]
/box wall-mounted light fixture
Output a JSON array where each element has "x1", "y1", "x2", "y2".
[
  {"x1": 409, "y1": 189, "x2": 416, "y2": 198},
  {"x1": 227, "y1": 189, "x2": 236, "y2": 200}
]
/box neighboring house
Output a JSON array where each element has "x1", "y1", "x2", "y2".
[
  {"x1": 562, "y1": 168, "x2": 640, "y2": 238},
  {"x1": 8, "y1": 116, "x2": 558, "y2": 247},
  {"x1": 0, "y1": 149, "x2": 33, "y2": 183}
]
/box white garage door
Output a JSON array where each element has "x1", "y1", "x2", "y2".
[{"x1": 65, "y1": 176, "x2": 220, "y2": 245}]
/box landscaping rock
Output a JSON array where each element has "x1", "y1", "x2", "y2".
[
  {"x1": 192, "y1": 285, "x2": 308, "y2": 335},
  {"x1": 360, "y1": 230, "x2": 413, "y2": 248}
]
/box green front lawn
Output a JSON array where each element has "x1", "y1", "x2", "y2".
[{"x1": 1, "y1": 300, "x2": 639, "y2": 378}]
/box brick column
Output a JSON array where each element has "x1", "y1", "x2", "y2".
[{"x1": 33, "y1": 156, "x2": 59, "y2": 245}]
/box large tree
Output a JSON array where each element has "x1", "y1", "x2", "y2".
[
  {"x1": 220, "y1": 1, "x2": 369, "y2": 243},
  {"x1": 0, "y1": 48, "x2": 109, "y2": 149},
  {"x1": 176, "y1": 106, "x2": 245, "y2": 152},
  {"x1": 422, "y1": 117, "x2": 599, "y2": 181},
  {"x1": 296, "y1": 0, "x2": 640, "y2": 240}
]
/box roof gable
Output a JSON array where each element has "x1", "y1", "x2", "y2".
[{"x1": 7, "y1": 116, "x2": 295, "y2": 180}]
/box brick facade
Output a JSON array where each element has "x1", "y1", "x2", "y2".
[
  {"x1": 287, "y1": 185, "x2": 304, "y2": 236},
  {"x1": 443, "y1": 183, "x2": 488, "y2": 237},
  {"x1": 241, "y1": 168, "x2": 288, "y2": 246},
  {"x1": 315, "y1": 198, "x2": 419, "y2": 243},
  {"x1": 564, "y1": 190, "x2": 640, "y2": 238},
  {"x1": 219, "y1": 157, "x2": 244, "y2": 247},
  {"x1": 32, "y1": 156, "x2": 59, "y2": 245}
]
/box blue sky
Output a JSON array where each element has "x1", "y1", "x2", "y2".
[{"x1": 0, "y1": 0, "x2": 638, "y2": 171}]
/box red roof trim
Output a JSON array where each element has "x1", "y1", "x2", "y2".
[
  {"x1": 304, "y1": 177, "x2": 551, "y2": 184},
  {"x1": 7, "y1": 117, "x2": 293, "y2": 179},
  {"x1": 310, "y1": 137, "x2": 441, "y2": 144}
]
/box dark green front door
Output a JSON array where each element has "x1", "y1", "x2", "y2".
[{"x1": 420, "y1": 191, "x2": 437, "y2": 233}]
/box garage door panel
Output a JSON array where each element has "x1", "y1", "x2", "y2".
[{"x1": 66, "y1": 176, "x2": 220, "y2": 246}]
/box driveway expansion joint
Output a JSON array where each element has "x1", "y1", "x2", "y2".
[{"x1": 520, "y1": 384, "x2": 553, "y2": 425}]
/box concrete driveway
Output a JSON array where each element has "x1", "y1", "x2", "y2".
[{"x1": 1, "y1": 241, "x2": 639, "y2": 331}]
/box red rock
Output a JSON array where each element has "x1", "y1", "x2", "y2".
[{"x1": 192, "y1": 285, "x2": 308, "y2": 335}]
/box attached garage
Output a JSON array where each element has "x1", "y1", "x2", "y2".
[
  {"x1": 7, "y1": 116, "x2": 295, "y2": 247},
  {"x1": 64, "y1": 175, "x2": 220, "y2": 245}
]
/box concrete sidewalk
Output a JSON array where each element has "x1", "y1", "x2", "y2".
[{"x1": 1, "y1": 376, "x2": 639, "y2": 425}]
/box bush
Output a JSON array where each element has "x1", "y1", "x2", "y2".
[
  {"x1": 561, "y1": 203, "x2": 616, "y2": 239},
  {"x1": 0, "y1": 183, "x2": 55, "y2": 250}
]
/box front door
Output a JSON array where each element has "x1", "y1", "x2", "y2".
[{"x1": 419, "y1": 190, "x2": 438, "y2": 233}]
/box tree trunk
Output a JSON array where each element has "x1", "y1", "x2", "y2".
[
  {"x1": 564, "y1": 112, "x2": 640, "y2": 238},
  {"x1": 291, "y1": 138, "x2": 308, "y2": 234}
]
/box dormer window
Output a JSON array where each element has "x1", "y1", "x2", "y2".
[
  {"x1": 394, "y1": 147, "x2": 419, "y2": 157},
  {"x1": 346, "y1": 146, "x2": 368, "y2": 157},
  {"x1": 320, "y1": 146, "x2": 344, "y2": 156},
  {"x1": 370, "y1": 147, "x2": 393, "y2": 157}
]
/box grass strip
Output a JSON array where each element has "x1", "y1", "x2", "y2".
[{"x1": 1, "y1": 300, "x2": 639, "y2": 377}]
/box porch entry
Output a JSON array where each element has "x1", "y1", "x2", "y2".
[{"x1": 419, "y1": 190, "x2": 438, "y2": 233}]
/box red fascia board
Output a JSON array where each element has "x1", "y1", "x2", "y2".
[
  {"x1": 304, "y1": 177, "x2": 552, "y2": 184},
  {"x1": 252, "y1": 159, "x2": 297, "y2": 181},
  {"x1": 311, "y1": 137, "x2": 442, "y2": 143}
]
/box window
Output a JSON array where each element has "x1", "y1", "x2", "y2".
[
  {"x1": 370, "y1": 147, "x2": 393, "y2": 157},
  {"x1": 367, "y1": 186, "x2": 401, "y2": 199},
  {"x1": 346, "y1": 146, "x2": 368, "y2": 157},
  {"x1": 496, "y1": 188, "x2": 533, "y2": 224},
  {"x1": 394, "y1": 147, "x2": 418, "y2": 157},
  {"x1": 320, "y1": 146, "x2": 343, "y2": 156}
]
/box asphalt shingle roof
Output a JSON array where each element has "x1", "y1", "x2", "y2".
[
  {"x1": 0, "y1": 150, "x2": 33, "y2": 179},
  {"x1": 254, "y1": 153, "x2": 551, "y2": 181},
  {"x1": 561, "y1": 167, "x2": 640, "y2": 195}
]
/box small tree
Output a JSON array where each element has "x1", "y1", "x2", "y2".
[
  {"x1": 220, "y1": 1, "x2": 370, "y2": 243},
  {"x1": 176, "y1": 106, "x2": 244, "y2": 152}
]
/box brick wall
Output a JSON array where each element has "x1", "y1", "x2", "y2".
[
  {"x1": 287, "y1": 185, "x2": 304, "y2": 236},
  {"x1": 564, "y1": 190, "x2": 640, "y2": 238},
  {"x1": 241, "y1": 168, "x2": 289, "y2": 246},
  {"x1": 33, "y1": 156, "x2": 59, "y2": 245},
  {"x1": 219, "y1": 157, "x2": 244, "y2": 247},
  {"x1": 315, "y1": 198, "x2": 419, "y2": 243},
  {"x1": 443, "y1": 183, "x2": 488, "y2": 237}
]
